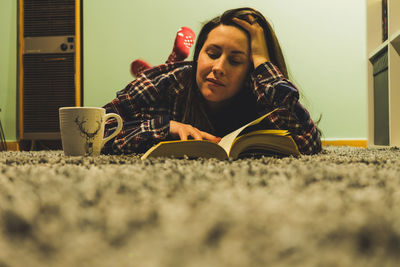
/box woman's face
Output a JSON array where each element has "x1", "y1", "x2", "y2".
[{"x1": 196, "y1": 24, "x2": 251, "y2": 107}]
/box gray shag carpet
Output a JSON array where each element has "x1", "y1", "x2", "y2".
[{"x1": 0, "y1": 146, "x2": 400, "y2": 267}]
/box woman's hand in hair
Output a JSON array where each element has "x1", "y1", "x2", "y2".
[
  {"x1": 169, "y1": 120, "x2": 221, "y2": 143},
  {"x1": 232, "y1": 15, "x2": 270, "y2": 68}
]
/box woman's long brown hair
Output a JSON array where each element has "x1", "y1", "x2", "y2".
[{"x1": 181, "y1": 7, "x2": 288, "y2": 134}]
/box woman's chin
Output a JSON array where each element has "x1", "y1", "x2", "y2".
[
  {"x1": 200, "y1": 89, "x2": 234, "y2": 108},
  {"x1": 201, "y1": 91, "x2": 219, "y2": 103}
]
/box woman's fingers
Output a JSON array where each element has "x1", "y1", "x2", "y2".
[
  {"x1": 177, "y1": 124, "x2": 202, "y2": 140},
  {"x1": 232, "y1": 16, "x2": 257, "y2": 33},
  {"x1": 200, "y1": 131, "x2": 221, "y2": 143},
  {"x1": 178, "y1": 128, "x2": 188, "y2": 141},
  {"x1": 170, "y1": 120, "x2": 221, "y2": 143},
  {"x1": 186, "y1": 126, "x2": 219, "y2": 142},
  {"x1": 189, "y1": 126, "x2": 203, "y2": 140}
]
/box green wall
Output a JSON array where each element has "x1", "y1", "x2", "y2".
[
  {"x1": 0, "y1": 1, "x2": 17, "y2": 143},
  {"x1": 0, "y1": 0, "x2": 367, "y2": 142},
  {"x1": 84, "y1": 0, "x2": 367, "y2": 140}
]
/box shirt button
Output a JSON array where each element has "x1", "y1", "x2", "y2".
[{"x1": 257, "y1": 74, "x2": 263, "y2": 79}]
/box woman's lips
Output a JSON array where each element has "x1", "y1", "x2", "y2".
[{"x1": 206, "y1": 78, "x2": 225, "y2": 86}]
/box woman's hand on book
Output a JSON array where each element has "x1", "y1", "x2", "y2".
[{"x1": 169, "y1": 120, "x2": 221, "y2": 143}]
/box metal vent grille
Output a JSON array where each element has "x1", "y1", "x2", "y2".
[
  {"x1": 24, "y1": 0, "x2": 75, "y2": 37},
  {"x1": 23, "y1": 53, "x2": 76, "y2": 133}
]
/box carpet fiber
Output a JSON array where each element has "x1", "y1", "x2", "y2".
[{"x1": 0, "y1": 146, "x2": 400, "y2": 267}]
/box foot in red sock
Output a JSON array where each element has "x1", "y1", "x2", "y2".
[
  {"x1": 166, "y1": 27, "x2": 196, "y2": 63},
  {"x1": 130, "y1": 59, "x2": 152, "y2": 77}
]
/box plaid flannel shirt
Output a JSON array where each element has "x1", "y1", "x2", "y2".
[{"x1": 102, "y1": 61, "x2": 322, "y2": 155}]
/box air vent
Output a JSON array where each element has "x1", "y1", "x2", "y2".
[
  {"x1": 23, "y1": 53, "x2": 76, "y2": 133},
  {"x1": 24, "y1": 0, "x2": 75, "y2": 37}
]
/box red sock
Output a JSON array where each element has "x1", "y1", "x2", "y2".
[
  {"x1": 130, "y1": 59, "x2": 152, "y2": 77},
  {"x1": 166, "y1": 27, "x2": 195, "y2": 63}
]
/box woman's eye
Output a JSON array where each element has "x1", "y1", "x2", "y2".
[
  {"x1": 230, "y1": 59, "x2": 242, "y2": 65},
  {"x1": 207, "y1": 52, "x2": 219, "y2": 59}
]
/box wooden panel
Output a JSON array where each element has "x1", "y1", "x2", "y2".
[
  {"x1": 322, "y1": 140, "x2": 367, "y2": 148},
  {"x1": 5, "y1": 142, "x2": 20, "y2": 151}
]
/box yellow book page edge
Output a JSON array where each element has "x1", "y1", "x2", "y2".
[{"x1": 230, "y1": 130, "x2": 300, "y2": 157}]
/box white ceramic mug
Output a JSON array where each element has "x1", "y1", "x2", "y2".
[{"x1": 59, "y1": 107, "x2": 123, "y2": 156}]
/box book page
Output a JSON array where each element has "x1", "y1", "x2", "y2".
[
  {"x1": 218, "y1": 124, "x2": 249, "y2": 155},
  {"x1": 217, "y1": 110, "x2": 276, "y2": 154}
]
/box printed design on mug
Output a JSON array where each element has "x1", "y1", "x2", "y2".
[{"x1": 74, "y1": 116, "x2": 103, "y2": 155}]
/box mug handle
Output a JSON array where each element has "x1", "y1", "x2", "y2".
[{"x1": 101, "y1": 113, "x2": 123, "y2": 148}]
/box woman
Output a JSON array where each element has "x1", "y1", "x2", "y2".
[{"x1": 102, "y1": 7, "x2": 322, "y2": 155}]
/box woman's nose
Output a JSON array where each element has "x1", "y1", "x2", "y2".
[{"x1": 212, "y1": 57, "x2": 225, "y2": 77}]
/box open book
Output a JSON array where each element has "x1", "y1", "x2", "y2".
[{"x1": 141, "y1": 110, "x2": 300, "y2": 160}]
